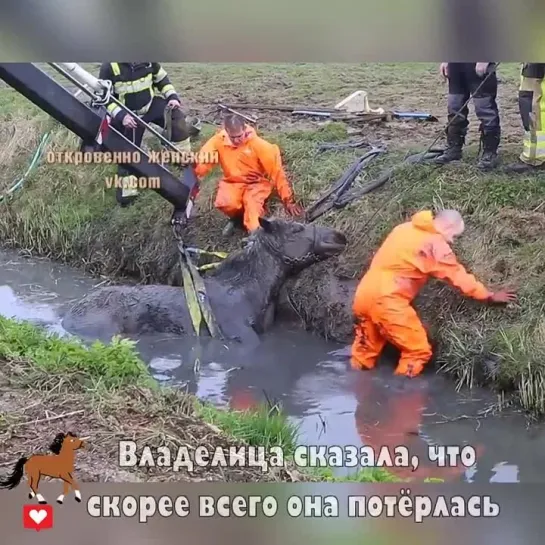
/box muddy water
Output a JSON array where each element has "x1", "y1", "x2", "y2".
[{"x1": 0, "y1": 248, "x2": 543, "y2": 483}]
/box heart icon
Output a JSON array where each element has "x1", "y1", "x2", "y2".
[
  {"x1": 23, "y1": 504, "x2": 53, "y2": 531},
  {"x1": 29, "y1": 509, "x2": 47, "y2": 525}
]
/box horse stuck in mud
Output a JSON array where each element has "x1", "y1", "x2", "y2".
[
  {"x1": 0, "y1": 431, "x2": 85, "y2": 504},
  {"x1": 61, "y1": 217, "x2": 348, "y2": 344}
]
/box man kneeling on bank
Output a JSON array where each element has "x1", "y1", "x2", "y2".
[
  {"x1": 194, "y1": 114, "x2": 304, "y2": 236},
  {"x1": 351, "y1": 209, "x2": 516, "y2": 377}
]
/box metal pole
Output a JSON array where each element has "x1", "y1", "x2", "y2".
[{"x1": 49, "y1": 63, "x2": 182, "y2": 153}]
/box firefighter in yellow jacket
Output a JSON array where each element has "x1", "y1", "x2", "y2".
[
  {"x1": 505, "y1": 63, "x2": 545, "y2": 173},
  {"x1": 99, "y1": 62, "x2": 193, "y2": 206}
]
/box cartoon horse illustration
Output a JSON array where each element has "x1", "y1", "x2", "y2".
[{"x1": 0, "y1": 431, "x2": 85, "y2": 504}]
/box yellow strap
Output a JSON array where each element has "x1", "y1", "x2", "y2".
[
  {"x1": 197, "y1": 262, "x2": 222, "y2": 272},
  {"x1": 177, "y1": 242, "x2": 224, "y2": 339},
  {"x1": 186, "y1": 247, "x2": 228, "y2": 259},
  {"x1": 179, "y1": 250, "x2": 203, "y2": 335},
  {"x1": 111, "y1": 62, "x2": 121, "y2": 76}
]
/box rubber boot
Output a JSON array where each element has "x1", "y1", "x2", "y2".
[
  {"x1": 393, "y1": 362, "x2": 424, "y2": 378},
  {"x1": 503, "y1": 160, "x2": 545, "y2": 174},
  {"x1": 115, "y1": 175, "x2": 139, "y2": 207},
  {"x1": 222, "y1": 216, "x2": 244, "y2": 237},
  {"x1": 433, "y1": 128, "x2": 464, "y2": 165},
  {"x1": 477, "y1": 130, "x2": 500, "y2": 171}
]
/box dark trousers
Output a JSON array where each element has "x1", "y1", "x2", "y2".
[
  {"x1": 446, "y1": 62, "x2": 500, "y2": 141},
  {"x1": 114, "y1": 97, "x2": 189, "y2": 205}
]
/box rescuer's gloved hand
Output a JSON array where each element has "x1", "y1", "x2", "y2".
[
  {"x1": 168, "y1": 99, "x2": 182, "y2": 110},
  {"x1": 475, "y1": 62, "x2": 490, "y2": 77},
  {"x1": 488, "y1": 290, "x2": 517, "y2": 304},
  {"x1": 284, "y1": 201, "x2": 304, "y2": 217},
  {"x1": 122, "y1": 114, "x2": 138, "y2": 129}
]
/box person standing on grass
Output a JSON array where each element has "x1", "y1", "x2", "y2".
[
  {"x1": 504, "y1": 63, "x2": 545, "y2": 173},
  {"x1": 434, "y1": 62, "x2": 501, "y2": 171},
  {"x1": 99, "y1": 62, "x2": 191, "y2": 207}
]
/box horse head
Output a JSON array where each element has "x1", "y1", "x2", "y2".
[
  {"x1": 252, "y1": 217, "x2": 347, "y2": 274},
  {"x1": 49, "y1": 431, "x2": 85, "y2": 454}
]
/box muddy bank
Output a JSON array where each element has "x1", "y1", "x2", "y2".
[
  {"x1": 0, "y1": 315, "x2": 409, "y2": 484},
  {"x1": 1, "y1": 72, "x2": 545, "y2": 415},
  {"x1": 0, "y1": 361, "x2": 290, "y2": 483},
  {"x1": 0, "y1": 316, "x2": 304, "y2": 483}
]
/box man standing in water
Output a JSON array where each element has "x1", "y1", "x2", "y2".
[{"x1": 351, "y1": 209, "x2": 516, "y2": 377}]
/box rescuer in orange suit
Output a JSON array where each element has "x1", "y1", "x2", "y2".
[
  {"x1": 193, "y1": 113, "x2": 304, "y2": 236},
  {"x1": 353, "y1": 372, "x2": 485, "y2": 482},
  {"x1": 351, "y1": 209, "x2": 517, "y2": 377}
]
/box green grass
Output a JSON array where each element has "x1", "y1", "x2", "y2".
[
  {"x1": 0, "y1": 63, "x2": 544, "y2": 417},
  {"x1": 0, "y1": 315, "x2": 154, "y2": 389},
  {"x1": 307, "y1": 466, "x2": 405, "y2": 482}
]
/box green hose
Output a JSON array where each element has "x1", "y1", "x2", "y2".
[{"x1": 0, "y1": 131, "x2": 52, "y2": 203}]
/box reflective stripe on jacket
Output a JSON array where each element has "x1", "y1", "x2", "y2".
[{"x1": 98, "y1": 62, "x2": 178, "y2": 122}]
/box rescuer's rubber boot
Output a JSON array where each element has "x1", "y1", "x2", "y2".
[
  {"x1": 477, "y1": 129, "x2": 500, "y2": 171},
  {"x1": 222, "y1": 216, "x2": 244, "y2": 237},
  {"x1": 433, "y1": 131, "x2": 464, "y2": 165}
]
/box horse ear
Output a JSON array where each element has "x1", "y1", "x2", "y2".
[{"x1": 259, "y1": 217, "x2": 274, "y2": 232}]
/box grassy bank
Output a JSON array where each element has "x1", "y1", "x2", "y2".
[
  {"x1": 0, "y1": 63, "x2": 543, "y2": 416},
  {"x1": 0, "y1": 316, "x2": 408, "y2": 483}
]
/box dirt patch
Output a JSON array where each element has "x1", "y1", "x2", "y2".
[
  {"x1": 35, "y1": 62, "x2": 523, "y2": 151},
  {"x1": 0, "y1": 359, "x2": 307, "y2": 484}
]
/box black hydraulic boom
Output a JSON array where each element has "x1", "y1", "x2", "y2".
[{"x1": 0, "y1": 63, "x2": 193, "y2": 212}]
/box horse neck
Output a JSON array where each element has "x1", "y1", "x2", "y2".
[
  {"x1": 208, "y1": 238, "x2": 289, "y2": 316},
  {"x1": 58, "y1": 445, "x2": 75, "y2": 462}
]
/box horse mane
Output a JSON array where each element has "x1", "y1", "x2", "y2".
[{"x1": 49, "y1": 431, "x2": 77, "y2": 454}]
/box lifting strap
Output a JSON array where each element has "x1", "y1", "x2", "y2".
[
  {"x1": 188, "y1": 247, "x2": 228, "y2": 272},
  {"x1": 176, "y1": 241, "x2": 225, "y2": 340},
  {"x1": 165, "y1": 104, "x2": 225, "y2": 339},
  {"x1": 178, "y1": 243, "x2": 204, "y2": 335}
]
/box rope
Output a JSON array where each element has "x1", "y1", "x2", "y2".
[{"x1": 0, "y1": 131, "x2": 52, "y2": 203}]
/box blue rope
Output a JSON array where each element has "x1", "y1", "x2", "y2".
[{"x1": 0, "y1": 131, "x2": 52, "y2": 203}]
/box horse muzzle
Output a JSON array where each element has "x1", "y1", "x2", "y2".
[{"x1": 316, "y1": 228, "x2": 347, "y2": 257}]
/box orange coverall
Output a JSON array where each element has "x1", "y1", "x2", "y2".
[
  {"x1": 194, "y1": 127, "x2": 295, "y2": 231},
  {"x1": 351, "y1": 210, "x2": 492, "y2": 376}
]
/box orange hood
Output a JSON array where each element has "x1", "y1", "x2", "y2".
[{"x1": 411, "y1": 210, "x2": 439, "y2": 234}]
